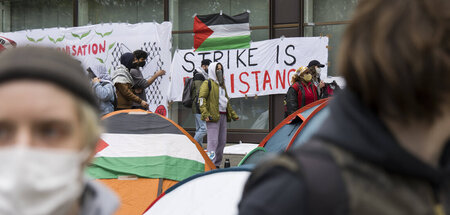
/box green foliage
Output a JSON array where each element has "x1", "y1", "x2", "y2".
[
  {"x1": 108, "y1": 42, "x2": 116, "y2": 51},
  {"x1": 26, "y1": 35, "x2": 45, "y2": 43},
  {"x1": 72, "y1": 30, "x2": 91, "y2": 40},
  {"x1": 95, "y1": 30, "x2": 113, "y2": 38},
  {"x1": 81, "y1": 30, "x2": 91, "y2": 39},
  {"x1": 103, "y1": 30, "x2": 113, "y2": 37},
  {"x1": 96, "y1": 57, "x2": 105, "y2": 63},
  {"x1": 56, "y1": 36, "x2": 65, "y2": 42},
  {"x1": 72, "y1": 32, "x2": 81, "y2": 39},
  {"x1": 26, "y1": 36, "x2": 36, "y2": 42},
  {"x1": 48, "y1": 35, "x2": 65, "y2": 44},
  {"x1": 48, "y1": 36, "x2": 56, "y2": 43}
]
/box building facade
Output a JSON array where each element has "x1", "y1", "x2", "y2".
[{"x1": 0, "y1": 0, "x2": 358, "y2": 143}]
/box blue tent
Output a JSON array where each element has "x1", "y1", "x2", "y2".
[{"x1": 239, "y1": 99, "x2": 330, "y2": 166}]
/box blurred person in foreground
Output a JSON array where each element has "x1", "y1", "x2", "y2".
[
  {"x1": 0, "y1": 47, "x2": 119, "y2": 215},
  {"x1": 239, "y1": 0, "x2": 450, "y2": 214}
]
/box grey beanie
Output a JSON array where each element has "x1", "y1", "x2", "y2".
[{"x1": 0, "y1": 46, "x2": 99, "y2": 110}]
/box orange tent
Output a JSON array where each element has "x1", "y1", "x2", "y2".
[{"x1": 88, "y1": 110, "x2": 215, "y2": 214}]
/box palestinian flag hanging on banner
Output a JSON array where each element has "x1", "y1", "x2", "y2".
[{"x1": 194, "y1": 12, "x2": 250, "y2": 51}]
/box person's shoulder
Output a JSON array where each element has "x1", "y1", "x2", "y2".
[
  {"x1": 101, "y1": 80, "x2": 113, "y2": 87},
  {"x1": 239, "y1": 164, "x2": 306, "y2": 215},
  {"x1": 81, "y1": 180, "x2": 120, "y2": 215},
  {"x1": 193, "y1": 72, "x2": 205, "y2": 81},
  {"x1": 129, "y1": 68, "x2": 141, "y2": 75}
]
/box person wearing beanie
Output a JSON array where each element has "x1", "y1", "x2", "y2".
[
  {"x1": 112, "y1": 52, "x2": 148, "y2": 110},
  {"x1": 191, "y1": 59, "x2": 212, "y2": 147},
  {"x1": 284, "y1": 66, "x2": 319, "y2": 117},
  {"x1": 130, "y1": 50, "x2": 166, "y2": 110},
  {"x1": 0, "y1": 46, "x2": 119, "y2": 215}
]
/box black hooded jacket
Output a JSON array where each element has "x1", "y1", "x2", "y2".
[{"x1": 239, "y1": 90, "x2": 450, "y2": 215}]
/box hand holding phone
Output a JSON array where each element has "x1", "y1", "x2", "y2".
[{"x1": 87, "y1": 67, "x2": 97, "y2": 79}]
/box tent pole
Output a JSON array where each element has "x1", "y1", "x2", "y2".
[{"x1": 157, "y1": 178, "x2": 164, "y2": 197}]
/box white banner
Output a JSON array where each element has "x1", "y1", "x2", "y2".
[
  {"x1": 1, "y1": 22, "x2": 172, "y2": 116},
  {"x1": 168, "y1": 37, "x2": 328, "y2": 101}
]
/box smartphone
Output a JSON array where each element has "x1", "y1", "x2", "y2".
[{"x1": 87, "y1": 67, "x2": 97, "y2": 79}]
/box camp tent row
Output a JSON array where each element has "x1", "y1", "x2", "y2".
[
  {"x1": 145, "y1": 99, "x2": 331, "y2": 215},
  {"x1": 89, "y1": 99, "x2": 330, "y2": 214}
]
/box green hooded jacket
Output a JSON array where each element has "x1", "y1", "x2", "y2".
[{"x1": 198, "y1": 62, "x2": 238, "y2": 122}]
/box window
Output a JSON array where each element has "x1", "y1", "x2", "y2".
[
  {"x1": 303, "y1": 0, "x2": 358, "y2": 76},
  {"x1": 82, "y1": 0, "x2": 164, "y2": 25},
  {"x1": 1, "y1": 0, "x2": 73, "y2": 32}
]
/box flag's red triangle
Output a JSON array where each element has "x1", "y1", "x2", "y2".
[
  {"x1": 0, "y1": 36, "x2": 16, "y2": 51},
  {"x1": 95, "y1": 139, "x2": 109, "y2": 153},
  {"x1": 193, "y1": 16, "x2": 214, "y2": 51}
]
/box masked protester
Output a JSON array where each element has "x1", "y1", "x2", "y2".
[
  {"x1": 198, "y1": 62, "x2": 239, "y2": 168},
  {"x1": 112, "y1": 52, "x2": 148, "y2": 110},
  {"x1": 239, "y1": 0, "x2": 450, "y2": 214},
  {"x1": 284, "y1": 66, "x2": 319, "y2": 117},
  {"x1": 129, "y1": 50, "x2": 166, "y2": 110},
  {"x1": 308, "y1": 60, "x2": 340, "y2": 99},
  {"x1": 0, "y1": 47, "x2": 119, "y2": 215},
  {"x1": 307, "y1": 60, "x2": 326, "y2": 96}
]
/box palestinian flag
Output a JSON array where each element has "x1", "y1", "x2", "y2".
[
  {"x1": 87, "y1": 111, "x2": 212, "y2": 181},
  {"x1": 0, "y1": 36, "x2": 16, "y2": 52},
  {"x1": 194, "y1": 12, "x2": 250, "y2": 51}
]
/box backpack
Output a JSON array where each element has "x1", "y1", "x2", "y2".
[
  {"x1": 182, "y1": 77, "x2": 194, "y2": 108},
  {"x1": 242, "y1": 141, "x2": 349, "y2": 215}
]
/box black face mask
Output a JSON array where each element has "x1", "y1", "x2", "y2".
[
  {"x1": 216, "y1": 69, "x2": 224, "y2": 85},
  {"x1": 138, "y1": 61, "x2": 146, "y2": 67}
]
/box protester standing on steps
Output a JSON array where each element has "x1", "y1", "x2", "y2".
[
  {"x1": 112, "y1": 52, "x2": 148, "y2": 110},
  {"x1": 198, "y1": 62, "x2": 239, "y2": 168},
  {"x1": 130, "y1": 50, "x2": 166, "y2": 110},
  {"x1": 90, "y1": 65, "x2": 116, "y2": 116},
  {"x1": 284, "y1": 66, "x2": 319, "y2": 117},
  {"x1": 307, "y1": 60, "x2": 326, "y2": 98},
  {"x1": 192, "y1": 59, "x2": 211, "y2": 147}
]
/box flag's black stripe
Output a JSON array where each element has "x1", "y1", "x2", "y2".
[
  {"x1": 196, "y1": 12, "x2": 249, "y2": 26},
  {"x1": 103, "y1": 113, "x2": 183, "y2": 134}
]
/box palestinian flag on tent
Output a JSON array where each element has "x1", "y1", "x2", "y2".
[
  {"x1": 0, "y1": 36, "x2": 16, "y2": 52},
  {"x1": 88, "y1": 111, "x2": 213, "y2": 181},
  {"x1": 194, "y1": 12, "x2": 250, "y2": 51}
]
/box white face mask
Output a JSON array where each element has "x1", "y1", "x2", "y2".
[
  {"x1": 315, "y1": 67, "x2": 321, "y2": 74},
  {"x1": 0, "y1": 146, "x2": 88, "y2": 215}
]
